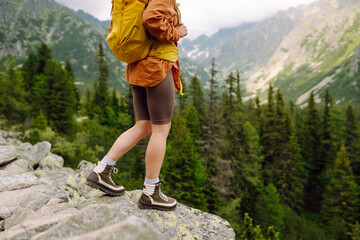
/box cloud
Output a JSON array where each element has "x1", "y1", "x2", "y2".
[{"x1": 55, "y1": 0, "x2": 316, "y2": 39}]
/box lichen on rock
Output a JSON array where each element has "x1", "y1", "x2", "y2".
[{"x1": 0, "y1": 130, "x2": 236, "y2": 240}]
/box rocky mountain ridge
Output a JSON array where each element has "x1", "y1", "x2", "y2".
[
  {"x1": 0, "y1": 130, "x2": 235, "y2": 240},
  {"x1": 0, "y1": 0, "x2": 128, "y2": 93},
  {"x1": 180, "y1": 0, "x2": 360, "y2": 105}
]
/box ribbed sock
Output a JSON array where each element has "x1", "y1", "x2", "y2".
[
  {"x1": 100, "y1": 155, "x2": 116, "y2": 166},
  {"x1": 144, "y1": 177, "x2": 159, "y2": 185}
]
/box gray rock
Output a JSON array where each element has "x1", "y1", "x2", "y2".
[
  {"x1": 17, "y1": 142, "x2": 32, "y2": 151},
  {"x1": 67, "y1": 216, "x2": 162, "y2": 240},
  {"x1": 0, "y1": 130, "x2": 8, "y2": 138},
  {"x1": 0, "y1": 145, "x2": 17, "y2": 166},
  {"x1": 6, "y1": 138, "x2": 22, "y2": 146},
  {"x1": 0, "y1": 135, "x2": 236, "y2": 240},
  {"x1": 78, "y1": 190, "x2": 235, "y2": 240},
  {"x1": 0, "y1": 182, "x2": 67, "y2": 221},
  {"x1": 4, "y1": 198, "x2": 71, "y2": 230},
  {"x1": 39, "y1": 153, "x2": 64, "y2": 170},
  {"x1": 0, "y1": 171, "x2": 40, "y2": 192},
  {"x1": 0, "y1": 208, "x2": 77, "y2": 240},
  {"x1": 17, "y1": 141, "x2": 51, "y2": 167},
  {"x1": 0, "y1": 158, "x2": 33, "y2": 175},
  {"x1": 0, "y1": 136, "x2": 7, "y2": 145},
  {"x1": 32, "y1": 204, "x2": 125, "y2": 240}
]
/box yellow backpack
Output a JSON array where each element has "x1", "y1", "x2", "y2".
[{"x1": 105, "y1": 0, "x2": 151, "y2": 64}]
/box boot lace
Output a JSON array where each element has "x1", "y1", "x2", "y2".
[
  {"x1": 108, "y1": 166, "x2": 118, "y2": 185},
  {"x1": 157, "y1": 180, "x2": 169, "y2": 201}
]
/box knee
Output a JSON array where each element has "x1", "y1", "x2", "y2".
[
  {"x1": 134, "y1": 121, "x2": 152, "y2": 137},
  {"x1": 151, "y1": 123, "x2": 171, "y2": 137}
]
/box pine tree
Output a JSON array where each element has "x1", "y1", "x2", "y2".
[
  {"x1": 304, "y1": 91, "x2": 322, "y2": 211},
  {"x1": 111, "y1": 88, "x2": 120, "y2": 117},
  {"x1": 65, "y1": 58, "x2": 80, "y2": 112},
  {"x1": 235, "y1": 70, "x2": 242, "y2": 106},
  {"x1": 256, "y1": 184, "x2": 285, "y2": 232},
  {"x1": 0, "y1": 57, "x2": 29, "y2": 123},
  {"x1": 234, "y1": 121, "x2": 263, "y2": 214},
  {"x1": 203, "y1": 58, "x2": 220, "y2": 175},
  {"x1": 163, "y1": 111, "x2": 208, "y2": 211},
  {"x1": 276, "y1": 111, "x2": 305, "y2": 211},
  {"x1": 92, "y1": 42, "x2": 111, "y2": 125},
  {"x1": 178, "y1": 73, "x2": 188, "y2": 112},
  {"x1": 202, "y1": 58, "x2": 221, "y2": 212},
  {"x1": 318, "y1": 88, "x2": 336, "y2": 172},
  {"x1": 85, "y1": 87, "x2": 94, "y2": 119},
  {"x1": 184, "y1": 104, "x2": 202, "y2": 143},
  {"x1": 37, "y1": 43, "x2": 52, "y2": 74},
  {"x1": 22, "y1": 52, "x2": 38, "y2": 91},
  {"x1": 260, "y1": 83, "x2": 278, "y2": 184},
  {"x1": 345, "y1": 104, "x2": 360, "y2": 183},
  {"x1": 125, "y1": 85, "x2": 135, "y2": 124},
  {"x1": 41, "y1": 59, "x2": 76, "y2": 134},
  {"x1": 93, "y1": 42, "x2": 109, "y2": 108},
  {"x1": 189, "y1": 74, "x2": 206, "y2": 126},
  {"x1": 321, "y1": 145, "x2": 359, "y2": 234},
  {"x1": 222, "y1": 72, "x2": 243, "y2": 161}
]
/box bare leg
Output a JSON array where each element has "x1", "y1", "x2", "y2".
[
  {"x1": 106, "y1": 120, "x2": 152, "y2": 162},
  {"x1": 145, "y1": 123, "x2": 171, "y2": 179}
]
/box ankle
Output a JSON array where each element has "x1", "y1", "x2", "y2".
[
  {"x1": 144, "y1": 177, "x2": 159, "y2": 185},
  {"x1": 100, "y1": 155, "x2": 116, "y2": 166}
]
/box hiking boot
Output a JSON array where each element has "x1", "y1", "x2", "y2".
[
  {"x1": 85, "y1": 162, "x2": 125, "y2": 196},
  {"x1": 137, "y1": 180, "x2": 177, "y2": 211}
]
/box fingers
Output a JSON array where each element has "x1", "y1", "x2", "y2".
[{"x1": 177, "y1": 24, "x2": 188, "y2": 38}]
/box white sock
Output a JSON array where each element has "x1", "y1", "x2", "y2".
[
  {"x1": 144, "y1": 177, "x2": 159, "y2": 185},
  {"x1": 100, "y1": 156, "x2": 116, "y2": 166}
]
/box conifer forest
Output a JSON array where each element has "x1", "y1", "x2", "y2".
[{"x1": 1, "y1": 42, "x2": 360, "y2": 240}]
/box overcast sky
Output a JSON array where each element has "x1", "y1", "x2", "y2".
[{"x1": 55, "y1": 0, "x2": 317, "y2": 39}]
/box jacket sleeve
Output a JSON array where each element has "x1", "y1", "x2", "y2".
[{"x1": 142, "y1": 0, "x2": 180, "y2": 43}]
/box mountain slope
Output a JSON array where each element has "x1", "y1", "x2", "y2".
[
  {"x1": 247, "y1": 0, "x2": 360, "y2": 105},
  {"x1": 0, "y1": 0, "x2": 128, "y2": 93},
  {"x1": 180, "y1": 0, "x2": 360, "y2": 105},
  {"x1": 76, "y1": 10, "x2": 111, "y2": 30}
]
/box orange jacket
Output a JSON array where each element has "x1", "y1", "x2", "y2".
[
  {"x1": 125, "y1": 0, "x2": 182, "y2": 92},
  {"x1": 143, "y1": 0, "x2": 181, "y2": 43}
]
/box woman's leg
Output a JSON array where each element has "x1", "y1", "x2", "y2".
[
  {"x1": 106, "y1": 84, "x2": 152, "y2": 162},
  {"x1": 144, "y1": 69, "x2": 175, "y2": 179},
  {"x1": 106, "y1": 120, "x2": 152, "y2": 162},
  {"x1": 145, "y1": 123, "x2": 171, "y2": 179}
]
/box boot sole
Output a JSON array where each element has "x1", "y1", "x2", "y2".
[
  {"x1": 85, "y1": 179, "x2": 125, "y2": 197},
  {"x1": 137, "y1": 199, "x2": 177, "y2": 211}
]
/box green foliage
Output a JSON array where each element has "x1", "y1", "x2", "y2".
[
  {"x1": 256, "y1": 184, "x2": 285, "y2": 232},
  {"x1": 189, "y1": 74, "x2": 207, "y2": 126},
  {"x1": 352, "y1": 222, "x2": 360, "y2": 240},
  {"x1": 52, "y1": 130, "x2": 104, "y2": 169},
  {"x1": 0, "y1": 56, "x2": 30, "y2": 124},
  {"x1": 346, "y1": 104, "x2": 360, "y2": 183},
  {"x1": 41, "y1": 59, "x2": 76, "y2": 134},
  {"x1": 321, "y1": 145, "x2": 359, "y2": 235},
  {"x1": 282, "y1": 207, "x2": 327, "y2": 240},
  {"x1": 37, "y1": 43, "x2": 52, "y2": 74},
  {"x1": 304, "y1": 91, "x2": 322, "y2": 211},
  {"x1": 162, "y1": 111, "x2": 208, "y2": 211},
  {"x1": 239, "y1": 213, "x2": 280, "y2": 240}
]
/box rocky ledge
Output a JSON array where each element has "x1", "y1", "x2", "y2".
[{"x1": 0, "y1": 130, "x2": 235, "y2": 240}]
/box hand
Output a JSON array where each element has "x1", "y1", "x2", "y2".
[{"x1": 176, "y1": 24, "x2": 188, "y2": 38}]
